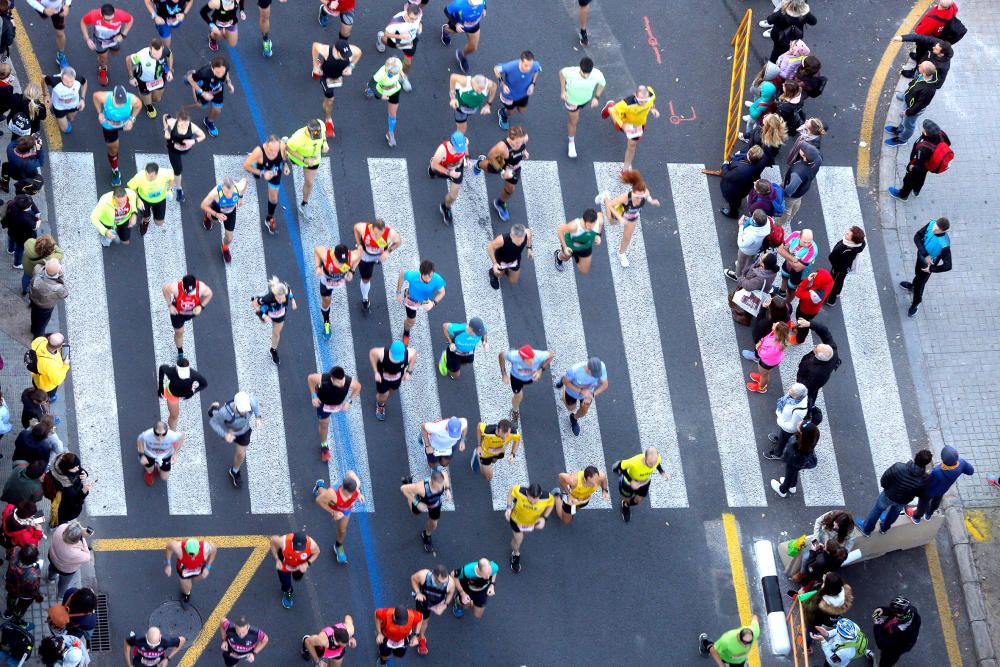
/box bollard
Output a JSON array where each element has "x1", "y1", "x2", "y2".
[{"x1": 753, "y1": 539, "x2": 791, "y2": 656}]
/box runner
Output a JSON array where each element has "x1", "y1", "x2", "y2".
[
  {"x1": 43, "y1": 67, "x2": 87, "y2": 134},
  {"x1": 90, "y1": 185, "x2": 141, "y2": 246},
  {"x1": 128, "y1": 161, "x2": 174, "y2": 235},
  {"x1": 312, "y1": 471, "x2": 365, "y2": 563},
  {"x1": 313, "y1": 243, "x2": 361, "y2": 337},
  {"x1": 162, "y1": 274, "x2": 213, "y2": 359},
  {"x1": 601, "y1": 84, "x2": 660, "y2": 171},
  {"x1": 200, "y1": 0, "x2": 241, "y2": 52},
  {"x1": 301, "y1": 618, "x2": 355, "y2": 667},
  {"x1": 375, "y1": 3, "x2": 422, "y2": 93},
  {"x1": 448, "y1": 73, "x2": 495, "y2": 133},
  {"x1": 162, "y1": 109, "x2": 206, "y2": 202},
  {"x1": 243, "y1": 135, "x2": 289, "y2": 234},
  {"x1": 186, "y1": 56, "x2": 234, "y2": 137},
  {"x1": 421, "y1": 416, "x2": 468, "y2": 470},
  {"x1": 471, "y1": 419, "x2": 520, "y2": 481},
  {"x1": 613, "y1": 447, "x2": 670, "y2": 523},
  {"x1": 251, "y1": 275, "x2": 297, "y2": 364},
  {"x1": 219, "y1": 616, "x2": 268, "y2": 665},
  {"x1": 163, "y1": 538, "x2": 215, "y2": 605},
  {"x1": 145, "y1": 0, "x2": 194, "y2": 47},
  {"x1": 439, "y1": 317, "x2": 486, "y2": 380},
  {"x1": 157, "y1": 358, "x2": 207, "y2": 430},
  {"x1": 577, "y1": 0, "x2": 591, "y2": 46},
  {"x1": 374, "y1": 606, "x2": 422, "y2": 666},
  {"x1": 440, "y1": 0, "x2": 486, "y2": 74},
  {"x1": 428, "y1": 130, "x2": 468, "y2": 226},
  {"x1": 208, "y1": 391, "x2": 262, "y2": 489},
  {"x1": 268, "y1": 531, "x2": 319, "y2": 609},
  {"x1": 254, "y1": 0, "x2": 286, "y2": 57},
  {"x1": 494, "y1": 51, "x2": 541, "y2": 130},
  {"x1": 409, "y1": 565, "x2": 455, "y2": 656},
  {"x1": 78, "y1": 2, "x2": 133, "y2": 87},
  {"x1": 395, "y1": 259, "x2": 446, "y2": 346},
  {"x1": 505, "y1": 482, "x2": 553, "y2": 573},
  {"x1": 597, "y1": 169, "x2": 661, "y2": 267},
  {"x1": 364, "y1": 57, "x2": 404, "y2": 147},
  {"x1": 554, "y1": 356, "x2": 608, "y2": 435},
  {"x1": 554, "y1": 207, "x2": 604, "y2": 275},
  {"x1": 369, "y1": 340, "x2": 416, "y2": 421},
  {"x1": 125, "y1": 37, "x2": 173, "y2": 118},
  {"x1": 317, "y1": 0, "x2": 356, "y2": 40},
  {"x1": 124, "y1": 627, "x2": 185, "y2": 666},
  {"x1": 486, "y1": 223, "x2": 533, "y2": 290},
  {"x1": 353, "y1": 218, "x2": 401, "y2": 312},
  {"x1": 283, "y1": 119, "x2": 329, "y2": 220},
  {"x1": 307, "y1": 365, "x2": 361, "y2": 461},
  {"x1": 200, "y1": 175, "x2": 248, "y2": 263},
  {"x1": 400, "y1": 470, "x2": 449, "y2": 553},
  {"x1": 91, "y1": 86, "x2": 142, "y2": 186},
  {"x1": 472, "y1": 125, "x2": 529, "y2": 222},
  {"x1": 451, "y1": 557, "x2": 498, "y2": 619},
  {"x1": 137, "y1": 421, "x2": 185, "y2": 487},
  {"x1": 552, "y1": 465, "x2": 608, "y2": 524},
  {"x1": 559, "y1": 56, "x2": 605, "y2": 158},
  {"x1": 310, "y1": 39, "x2": 362, "y2": 138},
  {"x1": 498, "y1": 344, "x2": 551, "y2": 423},
  {"x1": 27, "y1": 0, "x2": 72, "y2": 70}
]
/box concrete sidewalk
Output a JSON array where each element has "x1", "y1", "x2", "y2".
[{"x1": 877, "y1": 0, "x2": 1000, "y2": 664}]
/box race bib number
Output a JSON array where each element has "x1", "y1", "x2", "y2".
[{"x1": 146, "y1": 77, "x2": 165, "y2": 91}]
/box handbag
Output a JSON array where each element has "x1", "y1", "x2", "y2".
[{"x1": 732, "y1": 279, "x2": 766, "y2": 317}]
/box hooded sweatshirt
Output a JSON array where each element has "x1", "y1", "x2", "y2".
[
  {"x1": 777, "y1": 41, "x2": 811, "y2": 79},
  {"x1": 783, "y1": 143, "x2": 822, "y2": 199},
  {"x1": 924, "y1": 447, "x2": 974, "y2": 496},
  {"x1": 794, "y1": 268, "x2": 834, "y2": 316},
  {"x1": 737, "y1": 215, "x2": 773, "y2": 256},
  {"x1": 748, "y1": 81, "x2": 776, "y2": 120}
]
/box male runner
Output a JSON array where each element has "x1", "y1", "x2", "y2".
[
  {"x1": 92, "y1": 86, "x2": 141, "y2": 186},
  {"x1": 220, "y1": 616, "x2": 269, "y2": 665},
  {"x1": 186, "y1": 56, "x2": 234, "y2": 137},
  {"x1": 486, "y1": 223, "x2": 532, "y2": 290},
  {"x1": 409, "y1": 565, "x2": 455, "y2": 656},
  {"x1": 312, "y1": 471, "x2": 364, "y2": 564},
  {"x1": 301, "y1": 618, "x2": 355, "y2": 667},
  {"x1": 439, "y1": 317, "x2": 486, "y2": 380},
  {"x1": 505, "y1": 482, "x2": 553, "y2": 573},
  {"x1": 254, "y1": 0, "x2": 287, "y2": 57},
  {"x1": 555, "y1": 207, "x2": 604, "y2": 275},
  {"x1": 471, "y1": 419, "x2": 520, "y2": 481},
  {"x1": 375, "y1": 3, "x2": 422, "y2": 92},
  {"x1": 79, "y1": 2, "x2": 133, "y2": 87},
  {"x1": 157, "y1": 358, "x2": 207, "y2": 430},
  {"x1": 421, "y1": 416, "x2": 467, "y2": 470},
  {"x1": 400, "y1": 470, "x2": 449, "y2": 553},
  {"x1": 243, "y1": 135, "x2": 288, "y2": 234},
  {"x1": 163, "y1": 538, "x2": 216, "y2": 605},
  {"x1": 43, "y1": 67, "x2": 88, "y2": 134},
  {"x1": 494, "y1": 51, "x2": 541, "y2": 130},
  {"x1": 313, "y1": 243, "x2": 360, "y2": 337},
  {"x1": 559, "y1": 56, "x2": 605, "y2": 158},
  {"x1": 137, "y1": 421, "x2": 185, "y2": 487},
  {"x1": 613, "y1": 446, "x2": 669, "y2": 523},
  {"x1": 374, "y1": 606, "x2": 422, "y2": 666},
  {"x1": 354, "y1": 218, "x2": 401, "y2": 312},
  {"x1": 317, "y1": 0, "x2": 356, "y2": 40},
  {"x1": 125, "y1": 627, "x2": 185, "y2": 666},
  {"x1": 310, "y1": 39, "x2": 362, "y2": 138},
  {"x1": 90, "y1": 185, "x2": 141, "y2": 246},
  {"x1": 452, "y1": 557, "x2": 498, "y2": 619},
  {"x1": 448, "y1": 73, "x2": 495, "y2": 133},
  {"x1": 200, "y1": 0, "x2": 242, "y2": 52},
  {"x1": 128, "y1": 161, "x2": 174, "y2": 234},
  {"x1": 162, "y1": 274, "x2": 212, "y2": 359},
  {"x1": 126, "y1": 37, "x2": 173, "y2": 118},
  {"x1": 440, "y1": 0, "x2": 486, "y2": 74},
  {"x1": 552, "y1": 465, "x2": 608, "y2": 524},
  {"x1": 200, "y1": 176, "x2": 247, "y2": 263},
  {"x1": 428, "y1": 131, "x2": 468, "y2": 226},
  {"x1": 284, "y1": 119, "x2": 329, "y2": 220},
  {"x1": 307, "y1": 365, "x2": 361, "y2": 462},
  {"x1": 27, "y1": 0, "x2": 72, "y2": 69},
  {"x1": 578, "y1": 0, "x2": 592, "y2": 45},
  {"x1": 601, "y1": 84, "x2": 659, "y2": 171},
  {"x1": 208, "y1": 391, "x2": 262, "y2": 489},
  {"x1": 555, "y1": 356, "x2": 608, "y2": 435},
  {"x1": 498, "y1": 343, "x2": 551, "y2": 423},
  {"x1": 369, "y1": 340, "x2": 416, "y2": 421},
  {"x1": 472, "y1": 125, "x2": 528, "y2": 222},
  {"x1": 269, "y1": 531, "x2": 319, "y2": 609},
  {"x1": 145, "y1": 0, "x2": 194, "y2": 47},
  {"x1": 395, "y1": 259, "x2": 446, "y2": 345}
]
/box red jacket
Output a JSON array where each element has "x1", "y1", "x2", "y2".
[
  {"x1": 794, "y1": 268, "x2": 833, "y2": 315},
  {"x1": 914, "y1": 3, "x2": 958, "y2": 37}
]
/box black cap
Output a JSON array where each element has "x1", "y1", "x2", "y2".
[
  {"x1": 292, "y1": 531, "x2": 307, "y2": 550},
  {"x1": 335, "y1": 40, "x2": 352, "y2": 60}
]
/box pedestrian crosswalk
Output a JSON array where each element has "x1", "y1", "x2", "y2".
[{"x1": 48, "y1": 151, "x2": 910, "y2": 516}]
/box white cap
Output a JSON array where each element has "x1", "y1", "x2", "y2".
[{"x1": 234, "y1": 392, "x2": 251, "y2": 413}]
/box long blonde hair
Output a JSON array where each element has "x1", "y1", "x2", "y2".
[
  {"x1": 761, "y1": 114, "x2": 788, "y2": 148},
  {"x1": 23, "y1": 83, "x2": 44, "y2": 121}
]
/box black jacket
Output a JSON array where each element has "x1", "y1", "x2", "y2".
[
  {"x1": 720, "y1": 156, "x2": 766, "y2": 202},
  {"x1": 908, "y1": 130, "x2": 950, "y2": 173},
  {"x1": 880, "y1": 461, "x2": 929, "y2": 504},
  {"x1": 900, "y1": 34, "x2": 951, "y2": 87},
  {"x1": 828, "y1": 240, "x2": 866, "y2": 274},
  {"x1": 873, "y1": 608, "x2": 921, "y2": 653},
  {"x1": 1, "y1": 199, "x2": 40, "y2": 245},
  {"x1": 913, "y1": 222, "x2": 952, "y2": 273},
  {"x1": 796, "y1": 321, "x2": 840, "y2": 391},
  {"x1": 783, "y1": 143, "x2": 822, "y2": 199},
  {"x1": 775, "y1": 98, "x2": 805, "y2": 137},
  {"x1": 903, "y1": 75, "x2": 938, "y2": 117}
]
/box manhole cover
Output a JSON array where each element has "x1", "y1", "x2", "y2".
[{"x1": 148, "y1": 599, "x2": 204, "y2": 645}]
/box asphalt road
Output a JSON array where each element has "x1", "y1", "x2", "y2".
[{"x1": 15, "y1": 0, "x2": 974, "y2": 664}]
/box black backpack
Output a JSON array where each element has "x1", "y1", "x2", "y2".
[
  {"x1": 940, "y1": 17, "x2": 967, "y2": 44},
  {"x1": 22, "y1": 349, "x2": 37, "y2": 374},
  {"x1": 0, "y1": 619, "x2": 34, "y2": 661}
]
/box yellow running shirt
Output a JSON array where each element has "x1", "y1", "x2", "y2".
[
  {"x1": 619, "y1": 453, "x2": 662, "y2": 484},
  {"x1": 508, "y1": 486, "x2": 553, "y2": 526},
  {"x1": 569, "y1": 471, "x2": 599, "y2": 502},
  {"x1": 478, "y1": 422, "x2": 521, "y2": 457},
  {"x1": 127, "y1": 169, "x2": 175, "y2": 204}
]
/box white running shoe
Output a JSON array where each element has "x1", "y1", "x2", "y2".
[
  {"x1": 594, "y1": 191, "x2": 608, "y2": 207},
  {"x1": 618, "y1": 253, "x2": 630, "y2": 268},
  {"x1": 567, "y1": 140, "x2": 577, "y2": 159},
  {"x1": 401, "y1": 74, "x2": 412, "y2": 92},
  {"x1": 376, "y1": 31, "x2": 386, "y2": 53}
]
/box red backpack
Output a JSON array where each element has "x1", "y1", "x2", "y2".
[
  {"x1": 923, "y1": 141, "x2": 954, "y2": 173},
  {"x1": 763, "y1": 219, "x2": 785, "y2": 251}
]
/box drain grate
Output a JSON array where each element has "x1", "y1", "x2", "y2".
[{"x1": 91, "y1": 594, "x2": 111, "y2": 652}]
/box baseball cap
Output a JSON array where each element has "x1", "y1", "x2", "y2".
[
  {"x1": 233, "y1": 392, "x2": 251, "y2": 413},
  {"x1": 450, "y1": 131, "x2": 467, "y2": 153},
  {"x1": 517, "y1": 345, "x2": 534, "y2": 361},
  {"x1": 389, "y1": 340, "x2": 406, "y2": 363},
  {"x1": 292, "y1": 531, "x2": 307, "y2": 550},
  {"x1": 184, "y1": 539, "x2": 200, "y2": 556},
  {"x1": 447, "y1": 417, "x2": 463, "y2": 438},
  {"x1": 335, "y1": 39, "x2": 352, "y2": 60},
  {"x1": 468, "y1": 316, "x2": 485, "y2": 337},
  {"x1": 586, "y1": 357, "x2": 603, "y2": 376},
  {"x1": 112, "y1": 85, "x2": 127, "y2": 105},
  {"x1": 941, "y1": 445, "x2": 959, "y2": 466}
]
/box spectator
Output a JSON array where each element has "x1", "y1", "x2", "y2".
[
  {"x1": 747, "y1": 114, "x2": 788, "y2": 168},
  {"x1": 771, "y1": 420, "x2": 819, "y2": 497},
  {"x1": 1, "y1": 459, "x2": 47, "y2": 505},
  {"x1": 0, "y1": 385, "x2": 11, "y2": 444},
  {"x1": 47, "y1": 520, "x2": 91, "y2": 598},
  {"x1": 801, "y1": 572, "x2": 853, "y2": 637},
  {"x1": 29, "y1": 258, "x2": 68, "y2": 337},
  {"x1": 885, "y1": 61, "x2": 938, "y2": 145},
  {"x1": 4, "y1": 544, "x2": 43, "y2": 622},
  {"x1": 0, "y1": 62, "x2": 14, "y2": 119},
  {"x1": 12, "y1": 414, "x2": 63, "y2": 466},
  {"x1": 5, "y1": 82, "x2": 47, "y2": 137},
  {"x1": 899, "y1": 217, "x2": 951, "y2": 317},
  {"x1": 894, "y1": 34, "x2": 952, "y2": 85},
  {"x1": 793, "y1": 55, "x2": 826, "y2": 99},
  {"x1": 63, "y1": 587, "x2": 98, "y2": 645},
  {"x1": 793, "y1": 269, "x2": 833, "y2": 321},
  {"x1": 729, "y1": 254, "x2": 779, "y2": 326},
  {"x1": 746, "y1": 321, "x2": 791, "y2": 394},
  {"x1": 1, "y1": 500, "x2": 43, "y2": 555},
  {"x1": 21, "y1": 233, "x2": 63, "y2": 297},
  {"x1": 872, "y1": 597, "x2": 921, "y2": 667},
  {"x1": 30, "y1": 332, "x2": 71, "y2": 401},
  {"x1": 826, "y1": 226, "x2": 866, "y2": 307},
  {"x1": 743, "y1": 295, "x2": 792, "y2": 363},
  {"x1": 811, "y1": 510, "x2": 858, "y2": 553},
  {"x1": 719, "y1": 145, "x2": 767, "y2": 219},
  {"x1": 0, "y1": 5, "x2": 12, "y2": 67},
  {"x1": 38, "y1": 633, "x2": 92, "y2": 667},
  {"x1": 745, "y1": 179, "x2": 783, "y2": 217},
  {"x1": 858, "y1": 450, "x2": 932, "y2": 537},
  {"x1": 47, "y1": 452, "x2": 93, "y2": 526},
  {"x1": 765, "y1": 382, "x2": 808, "y2": 459},
  {"x1": 797, "y1": 538, "x2": 848, "y2": 588},
  {"x1": 888, "y1": 120, "x2": 951, "y2": 201},
  {"x1": 743, "y1": 82, "x2": 776, "y2": 133},
  {"x1": 811, "y1": 618, "x2": 873, "y2": 665},
  {"x1": 794, "y1": 319, "x2": 841, "y2": 407},
  {"x1": 774, "y1": 82, "x2": 805, "y2": 138},
  {"x1": 20, "y1": 387, "x2": 52, "y2": 429},
  {"x1": 762, "y1": 0, "x2": 816, "y2": 63},
  {"x1": 909, "y1": 0, "x2": 958, "y2": 62},
  {"x1": 780, "y1": 144, "x2": 822, "y2": 226},
  {"x1": 2, "y1": 193, "x2": 41, "y2": 268},
  {"x1": 909, "y1": 445, "x2": 973, "y2": 523},
  {"x1": 726, "y1": 209, "x2": 773, "y2": 280},
  {"x1": 787, "y1": 117, "x2": 825, "y2": 156},
  {"x1": 0, "y1": 135, "x2": 45, "y2": 195},
  {"x1": 777, "y1": 40, "x2": 810, "y2": 80},
  {"x1": 778, "y1": 229, "x2": 818, "y2": 299}
]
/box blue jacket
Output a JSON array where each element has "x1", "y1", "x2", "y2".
[{"x1": 924, "y1": 459, "x2": 974, "y2": 497}]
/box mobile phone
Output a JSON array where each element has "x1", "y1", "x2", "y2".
[
  {"x1": 85, "y1": 526, "x2": 95, "y2": 536},
  {"x1": 62, "y1": 343, "x2": 72, "y2": 362}
]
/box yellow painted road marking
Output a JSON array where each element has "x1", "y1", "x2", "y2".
[
  {"x1": 925, "y1": 542, "x2": 963, "y2": 666},
  {"x1": 177, "y1": 545, "x2": 270, "y2": 667},
  {"x1": 10, "y1": 9, "x2": 62, "y2": 151},
  {"x1": 722, "y1": 513, "x2": 760, "y2": 667},
  {"x1": 93, "y1": 535, "x2": 270, "y2": 551},
  {"x1": 964, "y1": 510, "x2": 990, "y2": 543}
]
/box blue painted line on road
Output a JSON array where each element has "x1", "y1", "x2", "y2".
[{"x1": 226, "y1": 46, "x2": 385, "y2": 607}]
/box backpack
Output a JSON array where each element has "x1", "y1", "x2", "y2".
[
  {"x1": 769, "y1": 183, "x2": 786, "y2": 215},
  {"x1": 807, "y1": 74, "x2": 827, "y2": 98},
  {"x1": 0, "y1": 620, "x2": 33, "y2": 661},
  {"x1": 763, "y1": 219, "x2": 785, "y2": 250},
  {"x1": 924, "y1": 141, "x2": 954, "y2": 173},
  {"x1": 940, "y1": 16, "x2": 966, "y2": 44},
  {"x1": 22, "y1": 349, "x2": 37, "y2": 375}
]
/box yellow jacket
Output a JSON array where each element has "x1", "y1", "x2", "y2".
[
  {"x1": 30, "y1": 336, "x2": 70, "y2": 392},
  {"x1": 610, "y1": 87, "x2": 657, "y2": 127}
]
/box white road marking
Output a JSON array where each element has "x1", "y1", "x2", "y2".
[{"x1": 668, "y1": 163, "x2": 767, "y2": 507}]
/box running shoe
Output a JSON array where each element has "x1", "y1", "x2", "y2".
[
  {"x1": 175, "y1": 188, "x2": 185, "y2": 203},
  {"x1": 761, "y1": 28, "x2": 772, "y2": 38},
  {"x1": 887, "y1": 187, "x2": 908, "y2": 201},
  {"x1": 884, "y1": 125, "x2": 899, "y2": 134},
  {"x1": 402, "y1": 332, "x2": 410, "y2": 346},
  {"x1": 265, "y1": 216, "x2": 277, "y2": 234},
  {"x1": 177, "y1": 351, "x2": 185, "y2": 362},
  {"x1": 144, "y1": 470, "x2": 155, "y2": 486},
  {"x1": 180, "y1": 592, "x2": 190, "y2": 609},
  {"x1": 455, "y1": 49, "x2": 470, "y2": 74},
  {"x1": 361, "y1": 298, "x2": 371, "y2": 313},
  {"x1": 421, "y1": 530, "x2": 434, "y2": 553},
  {"x1": 567, "y1": 139, "x2": 577, "y2": 159},
  {"x1": 209, "y1": 37, "x2": 219, "y2": 52},
  {"x1": 452, "y1": 601, "x2": 465, "y2": 618},
  {"x1": 497, "y1": 107, "x2": 509, "y2": 130},
  {"x1": 723, "y1": 268, "x2": 738, "y2": 281},
  {"x1": 401, "y1": 74, "x2": 412, "y2": 92},
  {"x1": 202, "y1": 214, "x2": 213, "y2": 231},
  {"x1": 323, "y1": 321, "x2": 332, "y2": 338},
  {"x1": 493, "y1": 198, "x2": 509, "y2": 222},
  {"x1": 334, "y1": 543, "x2": 347, "y2": 564},
  {"x1": 746, "y1": 381, "x2": 767, "y2": 393},
  {"x1": 767, "y1": 432, "x2": 779, "y2": 444},
  {"x1": 145, "y1": 104, "x2": 158, "y2": 119},
  {"x1": 320, "y1": 445, "x2": 331, "y2": 462},
  {"x1": 56, "y1": 52, "x2": 70, "y2": 70},
  {"x1": 386, "y1": 131, "x2": 396, "y2": 148},
  {"x1": 98, "y1": 66, "x2": 109, "y2": 87},
  {"x1": 750, "y1": 372, "x2": 761, "y2": 382},
  {"x1": 905, "y1": 506, "x2": 921, "y2": 524},
  {"x1": 438, "y1": 350, "x2": 448, "y2": 376},
  {"x1": 741, "y1": 349, "x2": 758, "y2": 361},
  {"x1": 698, "y1": 634, "x2": 711, "y2": 656},
  {"x1": 140, "y1": 219, "x2": 150, "y2": 236},
  {"x1": 222, "y1": 245, "x2": 232, "y2": 264},
  {"x1": 621, "y1": 499, "x2": 631, "y2": 523},
  {"x1": 472, "y1": 155, "x2": 485, "y2": 176},
  {"x1": 470, "y1": 451, "x2": 480, "y2": 473},
  {"x1": 417, "y1": 636, "x2": 428, "y2": 656},
  {"x1": 510, "y1": 408, "x2": 520, "y2": 424},
  {"x1": 762, "y1": 450, "x2": 782, "y2": 461},
  {"x1": 553, "y1": 249, "x2": 565, "y2": 272},
  {"x1": 270, "y1": 348, "x2": 279, "y2": 364},
  {"x1": 899, "y1": 281, "x2": 914, "y2": 292},
  {"x1": 263, "y1": 38, "x2": 273, "y2": 58},
  {"x1": 376, "y1": 31, "x2": 386, "y2": 53},
  {"x1": 375, "y1": 402, "x2": 386, "y2": 421},
  {"x1": 440, "y1": 203, "x2": 453, "y2": 226},
  {"x1": 885, "y1": 137, "x2": 906, "y2": 147},
  {"x1": 579, "y1": 29, "x2": 589, "y2": 46},
  {"x1": 11, "y1": 262, "x2": 21, "y2": 269},
  {"x1": 987, "y1": 476, "x2": 1000, "y2": 491},
  {"x1": 281, "y1": 590, "x2": 293, "y2": 609},
  {"x1": 110, "y1": 169, "x2": 122, "y2": 187},
  {"x1": 364, "y1": 86, "x2": 375, "y2": 99},
  {"x1": 298, "y1": 201, "x2": 311, "y2": 220},
  {"x1": 509, "y1": 552, "x2": 521, "y2": 574},
  {"x1": 62, "y1": 120, "x2": 73, "y2": 134},
  {"x1": 204, "y1": 118, "x2": 219, "y2": 137},
  {"x1": 440, "y1": 23, "x2": 451, "y2": 46},
  {"x1": 229, "y1": 467, "x2": 242, "y2": 488},
  {"x1": 569, "y1": 414, "x2": 580, "y2": 436},
  {"x1": 555, "y1": 377, "x2": 564, "y2": 389},
  {"x1": 488, "y1": 268, "x2": 500, "y2": 290},
  {"x1": 317, "y1": 5, "x2": 329, "y2": 26},
  {"x1": 618, "y1": 253, "x2": 630, "y2": 268},
  {"x1": 312, "y1": 478, "x2": 326, "y2": 500},
  {"x1": 325, "y1": 118, "x2": 335, "y2": 138},
  {"x1": 601, "y1": 100, "x2": 614, "y2": 120}
]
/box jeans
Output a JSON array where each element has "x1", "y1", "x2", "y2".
[
  {"x1": 780, "y1": 196, "x2": 803, "y2": 226},
  {"x1": 915, "y1": 494, "x2": 943, "y2": 520},
  {"x1": 896, "y1": 111, "x2": 921, "y2": 143},
  {"x1": 29, "y1": 304, "x2": 54, "y2": 337},
  {"x1": 20, "y1": 271, "x2": 30, "y2": 295},
  {"x1": 48, "y1": 562, "x2": 82, "y2": 599},
  {"x1": 862, "y1": 491, "x2": 908, "y2": 534},
  {"x1": 7, "y1": 237, "x2": 24, "y2": 266}
]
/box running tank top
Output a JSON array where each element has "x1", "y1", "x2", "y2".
[
  {"x1": 361, "y1": 224, "x2": 391, "y2": 260},
  {"x1": 224, "y1": 624, "x2": 262, "y2": 657},
  {"x1": 329, "y1": 487, "x2": 359, "y2": 513},
  {"x1": 168, "y1": 119, "x2": 193, "y2": 151},
  {"x1": 321, "y1": 56, "x2": 351, "y2": 80},
  {"x1": 279, "y1": 535, "x2": 313, "y2": 572},
  {"x1": 320, "y1": 249, "x2": 352, "y2": 288},
  {"x1": 570, "y1": 471, "x2": 599, "y2": 501},
  {"x1": 377, "y1": 347, "x2": 409, "y2": 381},
  {"x1": 216, "y1": 185, "x2": 240, "y2": 212},
  {"x1": 417, "y1": 480, "x2": 444, "y2": 507},
  {"x1": 173, "y1": 280, "x2": 201, "y2": 314},
  {"x1": 419, "y1": 571, "x2": 449, "y2": 605},
  {"x1": 494, "y1": 233, "x2": 526, "y2": 267},
  {"x1": 319, "y1": 625, "x2": 347, "y2": 659},
  {"x1": 316, "y1": 373, "x2": 351, "y2": 409},
  {"x1": 564, "y1": 219, "x2": 598, "y2": 252},
  {"x1": 102, "y1": 95, "x2": 132, "y2": 129},
  {"x1": 620, "y1": 192, "x2": 646, "y2": 221},
  {"x1": 503, "y1": 139, "x2": 526, "y2": 169},
  {"x1": 256, "y1": 144, "x2": 284, "y2": 179},
  {"x1": 210, "y1": 5, "x2": 239, "y2": 28},
  {"x1": 177, "y1": 542, "x2": 207, "y2": 577},
  {"x1": 437, "y1": 140, "x2": 466, "y2": 169},
  {"x1": 455, "y1": 81, "x2": 487, "y2": 111}
]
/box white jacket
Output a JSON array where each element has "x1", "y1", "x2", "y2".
[
  {"x1": 775, "y1": 394, "x2": 809, "y2": 433},
  {"x1": 737, "y1": 216, "x2": 773, "y2": 256}
]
